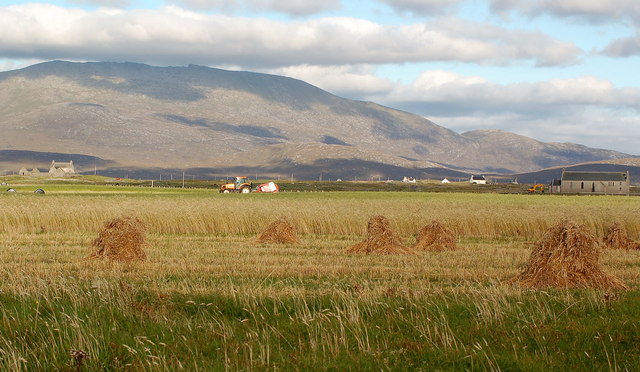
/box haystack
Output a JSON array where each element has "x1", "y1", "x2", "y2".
[
  {"x1": 511, "y1": 220, "x2": 626, "y2": 290},
  {"x1": 603, "y1": 222, "x2": 640, "y2": 250},
  {"x1": 412, "y1": 220, "x2": 457, "y2": 251},
  {"x1": 347, "y1": 215, "x2": 412, "y2": 254},
  {"x1": 89, "y1": 216, "x2": 147, "y2": 262},
  {"x1": 255, "y1": 216, "x2": 300, "y2": 244}
]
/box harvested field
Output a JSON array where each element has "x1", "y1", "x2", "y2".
[
  {"x1": 255, "y1": 216, "x2": 300, "y2": 244},
  {"x1": 347, "y1": 215, "x2": 412, "y2": 254},
  {"x1": 511, "y1": 220, "x2": 627, "y2": 290},
  {"x1": 89, "y1": 216, "x2": 147, "y2": 261},
  {"x1": 412, "y1": 220, "x2": 458, "y2": 251},
  {"x1": 1, "y1": 187, "x2": 640, "y2": 371},
  {"x1": 603, "y1": 222, "x2": 640, "y2": 250}
]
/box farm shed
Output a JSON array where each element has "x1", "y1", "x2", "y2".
[
  {"x1": 559, "y1": 170, "x2": 630, "y2": 195},
  {"x1": 18, "y1": 167, "x2": 42, "y2": 176}
]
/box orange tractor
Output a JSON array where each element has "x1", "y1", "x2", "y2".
[
  {"x1": 220, "y1": 176, "x2": 252, "y2": 193},
  {"x1": 527, "y1": 184, "x2": 545, "y2": 193}
]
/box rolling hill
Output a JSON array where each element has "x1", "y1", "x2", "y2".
[{"x1": 0, "y1": 61, "x2": 632, "y2": 179}]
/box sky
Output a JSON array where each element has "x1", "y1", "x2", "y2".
[{"x1": 1, "y1": 0, "x2": 640, "y2": 155}]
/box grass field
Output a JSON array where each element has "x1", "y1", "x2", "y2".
[{"x1": 0, "y1": 185, "x2": 639, "y2": 371}]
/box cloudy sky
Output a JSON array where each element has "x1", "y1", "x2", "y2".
[{"x1": 1, "y1": 0, "x2": 639, "y2": 155}]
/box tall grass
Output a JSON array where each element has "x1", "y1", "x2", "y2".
[
  {"x1": 0, "y1": 189, "x2": 639, "y2": 370},
  {"x1": 1, "y1": 190, "x2": 639, "y2": 239}
]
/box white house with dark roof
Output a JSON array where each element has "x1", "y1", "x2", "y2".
[{"x1": 559, "y1": 170, "x2": 630, "y2": 195}]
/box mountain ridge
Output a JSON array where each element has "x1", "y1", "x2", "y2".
[{"x1": 0, "y1": 61, "x2": 632, "y2": 178}]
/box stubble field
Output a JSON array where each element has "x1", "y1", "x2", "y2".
[{"x1": 0, "y1": 186, "x2": 639, "y2": 371}]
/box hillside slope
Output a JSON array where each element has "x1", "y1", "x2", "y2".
[{"x1": 0, "y1": 61, "x2": 630, "y2": 176}]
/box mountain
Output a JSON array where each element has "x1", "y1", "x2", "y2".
[
  {"x1": 460, "y1": 130, "x2": 627, "y2": 172},
  {"x1": 0, "y1": 61, "x2": 631, "y2": 178}
]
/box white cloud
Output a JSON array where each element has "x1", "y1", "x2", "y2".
[
  {"x1": 0, "y1": 58, "x2": 46, "y2": 72},
  {"x1": 385, "y1": 71, "x2": 636, "y2": 111},
  {"x1": 0, "y1": 4, "x2": 581, "y2": 68},
  {"x1": 368, "y1": 71, "x2": 640, "y2": 154},
  {"x1": 490, "y1": 0, "x2": 640, "y2": 23},
  {"x1": 378, "y1": 0, "x2": 464, "y2": 16},
  {"x1": 268, "y1": 65, "x2": 395, "y2": 97},
  {"x1": 602, "y1": 32, "x2": 640, "y2": 57},
  {"x1": 68, "y1": 0, "x2": 131, "y2": 8},
  {"x1": 253, "y1": 65, "x2": 640, "y2": 154},
  {"x1": 434, "y1": 111, "x2": 640, "y2": 154},
  {"x1": 167, "y1": 0, "x2": 342, "y2": 16},
  {"x1": 489, "y1": 0, "x2": 640, "y2": 61}
]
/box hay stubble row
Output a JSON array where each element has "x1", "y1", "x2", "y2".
[{"x1": 88, "y1": 212, "x2": 631, "y2": 291}]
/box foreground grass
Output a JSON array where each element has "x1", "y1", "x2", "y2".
[{"x1": 0, "y1": 189, "x2": 639, "y2": 370}]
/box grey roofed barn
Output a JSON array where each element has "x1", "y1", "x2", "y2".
[
  {"x1": 561, "y1": 171, "x2": 628, "y2": 182},
  {"x1": 559, "y1": 170, "x2": 630, "y2": 195}
]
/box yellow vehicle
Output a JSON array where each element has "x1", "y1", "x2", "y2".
[
  {"x1": 220, "y1": 176, "x2": 252, "y2": 193},
  {"x1": 527, "y1": 184, "x2": 545, "y2": 193}
]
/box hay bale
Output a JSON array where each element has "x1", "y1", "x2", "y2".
[
  {"x1": 412, "y1": 220, "x2": 458, "y2": 251},
  {"x1": 255, "y1": 216, "x2": 300, "y2": 244},
  {"x1": 89, "y1": 216, "x2": 147, "y2": 262},
  {"x1": 511, "y1": 220, "x2": 626, "y2": 290},
  {"x1": 603, "y1": 223, "x2": 640, "y2": 250},
  {"x1": 347, "y1": 215, "x2": 412, "y2": 254}
]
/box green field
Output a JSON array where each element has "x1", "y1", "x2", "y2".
[{"x1": 0, "y1": 184, "x2": 639, "y2": 371}]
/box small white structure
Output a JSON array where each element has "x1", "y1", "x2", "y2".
[
  {"x1": 469, "y1": 175, "x2": 486, "y2": 185},
  {"x1": 441, "y1": 178, "x2": 451, "y2": 184},
  {"x1": 403, "y1": 176, "x2": 417, "y2": 183}
]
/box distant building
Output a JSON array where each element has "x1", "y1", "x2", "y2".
[
  {"x1": 18, "y1": 167, "x2": 43, "y2": 176},
  {"x1": 441, "y1": 178, "x2": 451, "y2": 184},
  {"x1": 549, "y1": 179, "x2": 562, "y2": 194},
  {"x1": 403, "y1": 176, "x2": 416, "y2": 183},
  {"x1": 49, "y1": 160, "x2": 76, "y2": 177},
  {"x1": 559, "y1": 170, "x2": 630, "y2": 195},
  {"x1": 469, "y1": 175, "x2": 486, "y2": 185}
]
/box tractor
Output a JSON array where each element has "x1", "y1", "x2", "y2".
[
  {"x1": 219, "y1": 176, "x2": 252, "y2": 193},
  {"x1": 527, "y1": 184, "x2": 545, "y2": 193}
]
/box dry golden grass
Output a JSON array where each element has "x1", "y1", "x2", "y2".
[
  {"x1": 1, "y1": 231, "x2": 637, "y2": 298},
  {"x1": 0, "y1": 190, "x2": 638, "y2": 292},
  {"x1": 1, "y1": 189, "x2": 640, "y2": 371},
  {"x1": 2, "y1": 191, "x2": 639, "y2": 240}
]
